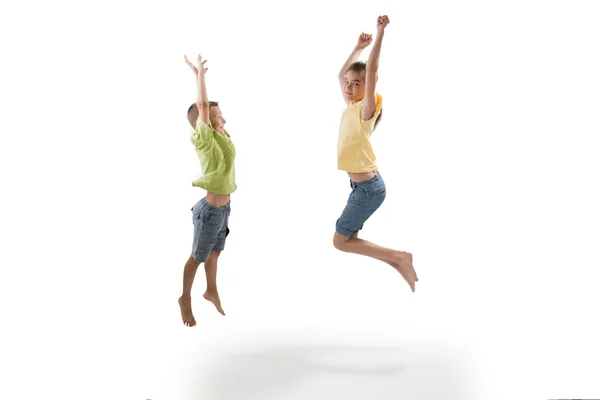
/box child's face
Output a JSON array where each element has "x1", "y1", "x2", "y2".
[
  {"x1": 342, "y1": 70, "x2": 365, "y2": 103},
  {"x1": 210, "y1": 106, "x2": 226, "y2": 132}
]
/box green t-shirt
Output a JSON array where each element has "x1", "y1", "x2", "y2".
[{"x1": 190, "y1": 118, "x2": 237, "y2": 195}]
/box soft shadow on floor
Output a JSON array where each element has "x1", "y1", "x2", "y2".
[{"x1": 190, "y1": 342, "x2": 470, "y2": 400}]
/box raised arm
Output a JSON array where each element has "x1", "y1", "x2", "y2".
[
  {"x1": 184, "y1": 54, "x2": 210, "y2": 126},
  {"x1": 339, "y1": 33, "x2": 372, "y2": 101},
  {"x1": 362, "y1": 15, "x2": 389, "y2": 121}
]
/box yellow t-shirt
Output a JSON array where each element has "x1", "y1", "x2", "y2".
[{"x1": 337, "y1": 93, "x2": 383, "y2": 173}]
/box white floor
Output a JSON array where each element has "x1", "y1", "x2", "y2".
[
  {"x1": 4, "y1": 237, "x2": 598, "y2": 399},
  {"x1": 163, "y1": 335, "x2": 476, "y2": 399}
]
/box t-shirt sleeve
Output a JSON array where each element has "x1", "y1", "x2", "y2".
[
  {"x1": 361, "y1": 93, "x2": 383, "y2": 131},
  {"x1": 190, "y1": 117, "x2": 214, "y2": 151}
]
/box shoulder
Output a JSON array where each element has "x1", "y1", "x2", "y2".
[
  {"x1": 359, "y1": 93, "x2": 383, "y2": 124},
  {"x1": 190, "y1": 117, "x2": 216, "y2": 148},
  {"x1": 191, "y1": 118, "x2": 218, "y2": 140},
  {"x1": 360, "y1": 92, "x2": 382, "y2": 108},
  {"x1": 375, "y1": 92, "x2": 383, "y2": 107},
  {"x1": 369, "y1": 92, "x2": 383, "y2": 112},
  {"x1": 194, "y1": 117, "x2": 216, "y2": 133}
]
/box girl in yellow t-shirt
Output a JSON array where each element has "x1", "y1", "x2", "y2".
[{"x1": 334, "y1": 15, "x2": 418, "y2": 292}]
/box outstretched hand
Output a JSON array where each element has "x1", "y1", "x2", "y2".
[
  {"x1": 356, "y1": 32, "x2": 373, "y2": 49},
  {"x1": 184, "y1": 54, "x2": 208, "y2": 78},
  {"x1": 377, "y1": 15, "x2": 390, "y2": 32}
]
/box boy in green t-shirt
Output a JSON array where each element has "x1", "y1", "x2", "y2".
[{"x1": 178, "y1": 54, "x2": 237, "y2": 327}]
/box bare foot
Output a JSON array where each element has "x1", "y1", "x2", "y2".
[
  {"x1": 412, "y1": 253, "x2": 419, "y2": 282},
  {"x1": 203, "y1": 291, "x2": 225, "y2": 315},
  {"x1": 178, "y1": 295, "x2": 196, "y2": 327},
  {"x1": 389, "y1": 251, "x2": 418, "y2": 292},
  {"x1": 406, "y1": 252, "x2": 418, "y2": 282}
]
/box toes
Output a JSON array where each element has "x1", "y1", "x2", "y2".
[{"x1": 184, "y1": 319, "x2": 196, "y2": 327}]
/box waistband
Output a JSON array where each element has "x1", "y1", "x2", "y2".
[
  {"x1": 201, "y1": 197, "x2": 231, "y2": 210},
  {"x1": 350, "y1": 171, "x2": 382, "y2": 189}
]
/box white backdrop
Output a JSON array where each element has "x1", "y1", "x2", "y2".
[{"x1": 1, "y1": 0, "x2": 599, "y2": 399}]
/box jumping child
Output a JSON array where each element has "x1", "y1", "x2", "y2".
[
  {"x1": 333, "y1": 16, "x2": 418, "y2": 292},
  {"x1": 179, "y1": 54, "x2": 237, "y2": 326}
]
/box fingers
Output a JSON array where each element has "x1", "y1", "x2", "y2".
[
  {"x1": 358, "y1": 32, "x2": 373, "y2": 47},
  {"x1": 184, "y1": 54, "x2": 209, "y2": 75},
  {"x1": 185, "y1": 54, "x2": 206, "y2": 66},
  {"x1": 377, "y1": 15, "x2": 390, "y2": 26},
  {"x1": 197, "y1": 55, "x2": 209, "y2": 71},
  {"x1": 184, "y1": 55, "x2": 198, "y2": 74}
]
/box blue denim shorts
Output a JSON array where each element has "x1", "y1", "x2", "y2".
[
  {"x1": 336, "y1": 172, "x2": 386, "y2": 237},
  {"x1": 191, "y1": 198, "x2": 231, "y2": 262}
]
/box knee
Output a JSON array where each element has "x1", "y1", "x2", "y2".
[
  {"x1": 333, "y1": 234, "x2": 349, "y2": 251},
  {"x1": 207, "y1": 251, "x2": 221, "y2": 263},
  {"x1": 187, "y1": 255, "x2": 201, "y2": 267}
]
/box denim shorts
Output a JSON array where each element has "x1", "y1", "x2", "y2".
[
  {"x1": 191, "y1": 198, "x2": 231, "y2": 262},
  {"x1": 335, "y1": 172, "x2": 386, "y2": 237}
]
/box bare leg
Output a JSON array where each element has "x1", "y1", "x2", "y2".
[
  {"x1": 350, "y1": 232, "x2": 419, "y2": 282},
  {"x1": 203, "y1": 251, "x2": 225, "y2": 315},
  {"x1": 179, "y1": 255, "x2": 201, "y2": 327},
  {"x1": 334, "y1": 231, "x2": 418, "y2": 292}
]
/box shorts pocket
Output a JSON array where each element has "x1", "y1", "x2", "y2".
[
  {"x1": 363, "y1": 179, "x2": 386, "y2": 196},
  {"x1": 372, "y1": 182, "x2": 386, "y2": 195},
  {"x1": 349, "y1": 187, "x2": 369, "y2": 205},
  {"x1": 201, "y1": 206, "x2": 213, "y2": 224}
]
